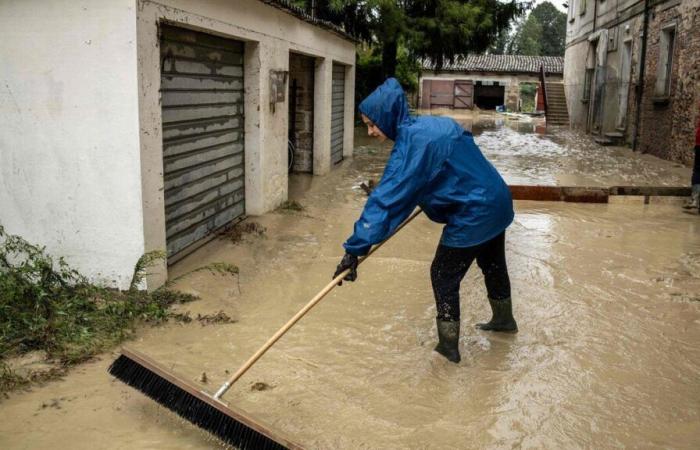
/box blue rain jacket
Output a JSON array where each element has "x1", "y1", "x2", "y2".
[{"x1": 344, "y1": 78, "x2": 514, "y2": 256}]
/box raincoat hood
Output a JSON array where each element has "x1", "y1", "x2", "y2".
[
  {"x1": 344, "y1": 99, "x2": 513, "y2": 256},
  {"x1": 358, "y1": 78, "x2": 410, "y2": 141}
]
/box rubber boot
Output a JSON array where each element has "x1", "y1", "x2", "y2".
[
  {"x1": 434, "y1": 319, "x2": 461, "y2": 363},
  {"x1": 682, "y1": 185, "x2": 700, "y2": 211},
  {"x1": 476, "y1": 297, "x2": 518, "y2": 333}
]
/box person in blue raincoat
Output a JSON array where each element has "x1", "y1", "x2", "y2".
[{"x1": 333, "y1": 78, "x2": 517, "y2": 363}]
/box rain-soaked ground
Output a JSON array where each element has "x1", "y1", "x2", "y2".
[
  {"x1": 1, "y1": 115, "x2": 699, "y2": 449},
  {"x1": 421, "y1": 109, "x2": 691, "y2": 186}
]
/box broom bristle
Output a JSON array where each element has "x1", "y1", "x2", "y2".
[{"x1": 109, "y1": 353, "x2": 292, "y2": 450}]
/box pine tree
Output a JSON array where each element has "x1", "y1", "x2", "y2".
[{"x1": 311, "y1": 0, "x2": 524, "y2": 77}]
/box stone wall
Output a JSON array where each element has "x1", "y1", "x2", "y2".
[
  {"x1": 565, "y1": 0, "x2": 700, "y2": 164},
  {"x1": 637, "y1": 0, "x2": 700, "y2": 164},
  {"x1": 289, "y1": 53, "x2": 315, "y2": 172}
]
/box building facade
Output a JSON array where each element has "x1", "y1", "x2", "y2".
[
  {"x1": 0, "y1": 0, "x2": 356, "y2": 289},
  {"x1": 564, "y1": 0, "x2": 700, "y2": 164},
  {"x1": 419, "y1": 55, "x2": 564, "y2": 111}
]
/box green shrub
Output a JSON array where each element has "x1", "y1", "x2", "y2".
[{"x1": 0, "y1": 226, "x2": 200, "y2": 391}]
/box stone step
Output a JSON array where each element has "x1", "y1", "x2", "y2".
[
  {"x1": 604, "y1": 131, "x2": 625, "y2": 145},
  {"x1": 594, "y1": 137, "x2": 614, "y2": 146},
  {"x1": 605, "y1": 131, "x2": 624, "y2": 138}
]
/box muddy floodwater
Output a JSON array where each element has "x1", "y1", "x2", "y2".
[{"x1": 1, "y1": 118, "x2": 699, "y2": 449}]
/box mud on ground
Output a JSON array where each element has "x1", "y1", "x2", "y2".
[{"x1": 1, "y1": 121, "x2": 698, "y2": 449}]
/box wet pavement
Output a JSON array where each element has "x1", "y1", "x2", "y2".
[
  {"x1": 420, "y1": 109, "x2": 691, "y2": 187},
  {"x1": 1, "y1": 116, "x2": 699, "y2": 449}
]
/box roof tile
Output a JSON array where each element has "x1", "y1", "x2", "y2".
[{"x1": 422, "y1": 54, "x2": 564, "y2": 74}]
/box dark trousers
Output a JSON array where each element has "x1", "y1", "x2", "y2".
[
  {"x1": 692, "y1": 145, "x2": 700, "y2": 186},
  {"x1": 430, "y1": 232, "x2": 511, "y2": 321}
]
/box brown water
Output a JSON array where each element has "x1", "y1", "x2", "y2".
[{"x1": 1, "y1": 120, "x2": 699, "y2": 449}]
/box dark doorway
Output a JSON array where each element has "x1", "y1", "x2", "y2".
[
  {"x1": 288, "y1": 53, "x2": 315, "y2": 173},
  {"x1": 474, "y1": 82, "x2": 505, "y2": 110}
]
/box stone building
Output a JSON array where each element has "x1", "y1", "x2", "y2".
[
  {"x1": 564, "y1": 0, "x2": 700, "y2": 164},
  {"x1": 0, "y1": 0, "x2": 356, "y2": 288},
  {"x1": 419, "y1": 55, "x2": 564, "y2": 111}
]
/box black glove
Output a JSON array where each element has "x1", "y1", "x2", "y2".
[{"x1": 333, "y1": 253, "x2": 359, "y2": 285}]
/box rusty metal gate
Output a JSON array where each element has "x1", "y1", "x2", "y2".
[
  {"x1": 331, "y1": 63, "x2": 345, "y2": 165},
  {"x1": 160, "y1": 25, "x2": 245, "y2": 259},
  {"x1": 453, "y1": 80, "x2": 474, "y2": 109}
]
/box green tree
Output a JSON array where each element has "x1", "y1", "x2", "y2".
[
  {"x1": 507, "y1": 2, "x2": 565, "y2": 56},
  {"x1": 508, "y1": 13, "x2": 542, "y2": 55},
  {"x1": 405, "y1": 0, "x2": 525, "y2": 73},
  {"x1": 315, "y1": 0, "x2": 525, "y2": 79},
  {"x1": 530, "y1": 1, "x2": 566, "y2": 56},
  {"x1": 488, "y1": 28, "x2": 511, "y2": 55},
  {"x1": 355, "y1": 39, "x2": 419, "y2": 107}
]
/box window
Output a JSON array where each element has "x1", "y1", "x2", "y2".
[
  {"x1": 583, "y1": 69, "x2": 593, "y2": 101},
  {"x1": 583, "y1": 41, "x2": 596, "y2": 102},
  {"x1": 654, "y1": 25, "x2": 676, "y2": 98},
  {"x1": 568, "y1": 1, "x2": 575, "y2": 23}
]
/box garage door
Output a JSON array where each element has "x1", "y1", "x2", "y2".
[
  {"x1": 331, "y1": 63, "x2": 345, "y2": 165},
  {"x1": 160, "y1": 25, "x2": 245, "y2": 259}
]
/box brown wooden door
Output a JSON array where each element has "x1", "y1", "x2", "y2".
[
  {"x1": 453, "y1": 80, "x2": 474, "y2": 109},
  {"x1": 429, "y1": 80, "x2": 454, "y2": 108}
]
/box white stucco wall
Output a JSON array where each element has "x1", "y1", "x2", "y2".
[
  {"x1": 0, "y1": 0, "x2": 144, "y2": 288},
  {"x1": 0, "y1": 0, "x2": 356, "y2": 289},
  {"x1": 136, "y1": 0, "x2": 356, "y2": 286}
]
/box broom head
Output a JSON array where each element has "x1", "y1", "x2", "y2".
[{"x1": 108, "y1": 348, "x2": 302, "y2": 449}]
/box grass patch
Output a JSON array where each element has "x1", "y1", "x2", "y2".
[{"x1": 0, "y1": 226, "x2": 201, "y2": 394}]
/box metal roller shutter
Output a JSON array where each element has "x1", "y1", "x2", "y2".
[
  {"x1": 331, "y1": 63, "x2": 345, "y2": 165},
  {"x1": 160, "y1": 25, "x2": 245, "y2": 259}
]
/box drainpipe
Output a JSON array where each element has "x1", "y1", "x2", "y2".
[
  {"x1": 632, "y1": 0, "x2": 651, "y2": 151},
  {"x1": 593, "y1": 0, "x2": 598, "y2": 32}
]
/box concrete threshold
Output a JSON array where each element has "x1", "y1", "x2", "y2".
[{"x1": 509, "y1": 185, "x2": 692, "y2": 204}]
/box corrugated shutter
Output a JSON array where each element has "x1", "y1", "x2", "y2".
[
  {"x1": 160, "y1": 25, "x2": 245, "y2": 259},
  {"x1": 331, "y1": 63, "x2": 345, "y2": 165}
]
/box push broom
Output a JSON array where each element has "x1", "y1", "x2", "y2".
[{"x1": 109, "y1": 208, "x2": 423, "y2": 449}]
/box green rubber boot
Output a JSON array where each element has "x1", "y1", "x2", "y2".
[
  {"x1": 434, "y1": 319, "x2": 461, "y2": 363},
  {"x1": 476, "y1": 297, "x2": 518, "y2": 333}
]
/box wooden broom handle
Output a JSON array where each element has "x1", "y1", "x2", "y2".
[{"x1": 213, "y1": 208, "x2": 423, "y2": 399}]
